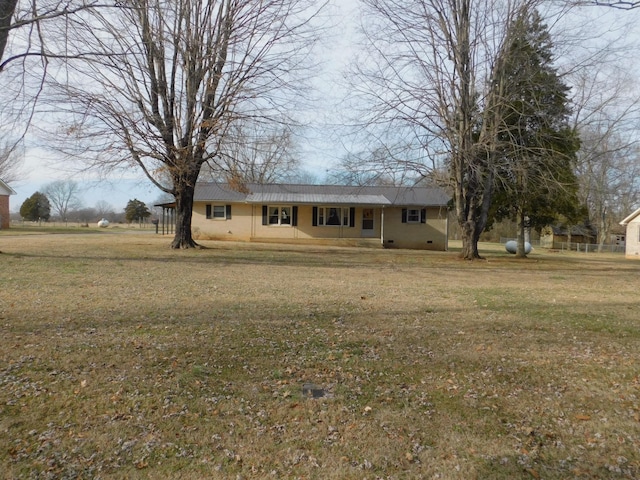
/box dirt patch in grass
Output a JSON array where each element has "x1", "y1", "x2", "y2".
[{"x1": 1, "y1": 233, "x2": 639, "y2": 478}]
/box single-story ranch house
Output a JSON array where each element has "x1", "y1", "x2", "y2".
[
  {"x1": 620, "y1": 207, "x2": 640, "y2": 259},
  {"x1": 0, "y1": 178, "x2": 16, "y2": 229},
  {"x1": 182, "y1": 182, "x2": 450, "y2": 250}
]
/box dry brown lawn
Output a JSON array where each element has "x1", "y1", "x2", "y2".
[{"x1": 0, "y1": 231, "x2": 639, "y2": 479}]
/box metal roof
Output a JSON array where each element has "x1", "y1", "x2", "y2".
[
  {"x1": 246, "y1": 193, "x2": 391, "y2": 205},
  {"x1": 194, "y1": 182, "x2": 450, "y2": 207}
]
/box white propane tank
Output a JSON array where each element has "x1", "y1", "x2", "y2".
[{"x1": 505, "y1": 240, "x2": 532, "y2": 254}]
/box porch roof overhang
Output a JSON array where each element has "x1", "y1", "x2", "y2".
[{"x1": 244, "y1": 193, "x2": 392, "y2": 206}]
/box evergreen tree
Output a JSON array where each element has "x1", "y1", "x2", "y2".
[
  {"x1": 490, "y1": 8, "x2": 582, "y2": 257},
  {"x1": 124, "y1": 199, "x2": 151, "y2": 225},
  {"x1": 19, "y1": 192, "x2": 51, "y2": 221}
]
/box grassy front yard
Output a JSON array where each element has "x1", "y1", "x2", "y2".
[{"x1": 1, "y1": 233, "x2": 638, "y2": 479}]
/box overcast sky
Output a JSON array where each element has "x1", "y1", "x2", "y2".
[
  {"x1": 5, "y1": 0, "x2": 640, "y2": 213},
  {"x1": 11, "y1": 143, "x2": 164, "y2": 213}
]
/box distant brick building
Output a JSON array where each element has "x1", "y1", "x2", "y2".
[{"x1": 0, "y1": 178, "x2": 17, "y2": 229}]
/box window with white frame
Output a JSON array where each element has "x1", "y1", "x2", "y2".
[
  {"x1": 268, "y1": 206, "x2": 292, "y2": 225},
  {"x1": 317, "y1": 207, "x2": 349, "y2": 226},
  {"x1": 206, "y1": 204, "x2": 231, "y2": 220},
  {"x1": 406, "y1": 208, "x2": 421, "y2": 223},
  {"x1": 401, "y1": 208, "x2": 426, "y2": 224}
]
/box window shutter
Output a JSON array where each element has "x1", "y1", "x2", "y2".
[
  {"x1": 206, "y1": 204, "x2": 212, "y2": 219},
  {"x1": 292, "y1": 206, "x2": 298, "y2": 226},
  {"x1": 312, "y1": 206, "x2": 318, "y2": 226},
  {"x1": 401, "y1": 208, "x2": 407, "y2": 223},
  {"x1": 262, "y1": 205, "x2": 268, "y2": 225},
  {"x1": 421, "y1": 208, "x2": 426, "y2": 223},
  {"x1": 226, "y1": 205, "x2": 232, "y2": 220},
  {"x1": 349, "y1": 207, "x2": 355, "y2": 227}
]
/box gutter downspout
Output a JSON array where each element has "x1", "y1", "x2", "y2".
[
  {"x1": 250, "y1": 203, "x2": 255, "y2": 239},
  {"x1": 380, "y1": 206, "x2": 385, "y2": 246}
]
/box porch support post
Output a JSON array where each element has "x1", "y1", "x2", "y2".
[{"x1": 444, "y1": 206, "x2": 449, "y2": 251}]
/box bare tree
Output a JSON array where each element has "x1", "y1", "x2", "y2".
[
  {"x1": 1, "y1": 1, "x2": 112, "y2": 179},
  {"x1": 326, "y1": 143, "x2": 425, "y2": 187},
  {"x1": 94, "y1": 199, "x2": 114, "y2": 219},
  {"x1": 69, "y1": 206, "x2": 97, "y2": 224},
  {"x1": 564, "y1": 18, "x2": 640, "y2": 248},
  {"x1": 576, "y1": 125, "x2": 640, "y2": 248},
  {"x1": 590, "y1": 1, "x2": 640, "y2": 8},
  {"x1": 201, "y1": 123, "x2": 302, "y2": 184},
  {"x1": 0, "y1": 140, "x2": 23, "y2": 182},
  {"x1": 353, "y1": 0, "x2": 550, "y2": 259},
  {"x1": 0, "y1": 0, "x2": 105, "y2": 68},
  {"x1": 325, "y1": 151, "x2": 386, "y2": 186},
  {"x1": 42, "y1": 179, "x2": 82, "y2": 220},
  {"x1": 50, "y1": 0, "x2": 323, "y2": 248}
]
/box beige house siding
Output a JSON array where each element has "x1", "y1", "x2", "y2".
[
  {"x1": 381, "y1": 206, "x2": 448, "y2": 250},
  {"x1": 192, "y1": 202, "x2": 253, "y2": 240},
  {"x1": 624, "y1": 219, "x2": 640, "y2": 259},
  {"x1": 192, "y1": 202, "x2": 448, "y2": 250},
  {"x1": 620, "y1": 208, "x2": 640, "y2": 259}
]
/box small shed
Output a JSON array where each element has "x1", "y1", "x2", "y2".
[
  {"x1": 620, "y1": 207, "x2": 640, "y2": 259},
  {"x1": 0, "y1": 178, "x2": 17, "y2": 229},
  {"x1": 539, "y1": 223, "x2": 597, "y2": 250},
  {"x1": 608, "y1": 224, "x2": 626, "y2": 248}
]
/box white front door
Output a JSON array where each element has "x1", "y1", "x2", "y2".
[{"x1": 362, "y1": 208, "x2": 375, "y2": 237}]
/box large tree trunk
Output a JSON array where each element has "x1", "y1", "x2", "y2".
[
  {"x1": 457, "y1": 166, "x2": 494, "y2": 260},
  {"x1": 515, "y1": 210, "x2": 527, "y2": 258},
  {"x1": 0, "y1": 0, "x2": 18, "y2": 63},
  {"x1": 460, "y1": 221, "x2": 482, "y2": 259},
  {"x1": 171, "y1": 178, "x2": 199, "y2": 249},
  {"x1": 597, "y1": 206, "x2": 607, "y2": 253},
  {"x1": 459, "y1": 204, "x2": 488, "y2": 260}
]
